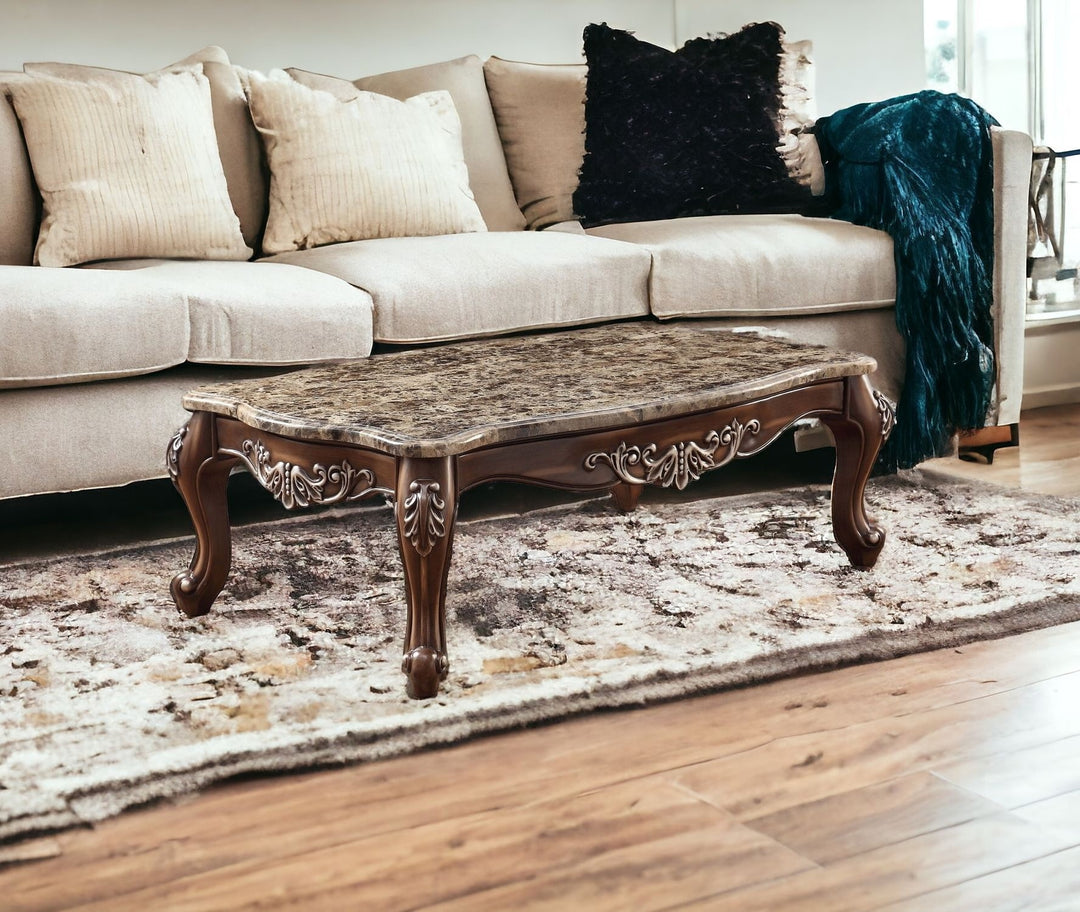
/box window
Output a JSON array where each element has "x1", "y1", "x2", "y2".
[
  {"x1": 1039, "y1": 0, "x2": 1080, "y2": 150},
  {"x1": 927, "y1": 0, "x2": 1079, "y2": 312},
  {"x1": 923, "y1": 0, "x2": 1030, "y2": 133},
  {"x1": 925, "y1": 1, "x2": 960, "y2": 93}
]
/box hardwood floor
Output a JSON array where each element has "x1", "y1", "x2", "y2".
[{"x1": 3, "y1": 404, "x2": 1079, "y2": 911}]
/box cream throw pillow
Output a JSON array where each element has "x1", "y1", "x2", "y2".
[
  {"x1": 244, "y1": 69, "x2": 486, "y2": 254},
  {"x1": 25, "y1": 50, "x2": 268, "y2": 252},
  {"x1": 288, "y1": 58, "x2": 526, "y2": 232},
  {"x1": 9, "y1": 67, "x2": 251, "y2": 268}
]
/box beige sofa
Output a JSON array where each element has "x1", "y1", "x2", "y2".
[{"x1": 0, "y1": 46, "x2": 1032, "y2": 502}]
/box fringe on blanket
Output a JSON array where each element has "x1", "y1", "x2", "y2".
[{"x1": 814, "y1": 90, "x2": 998, "y2": 471}]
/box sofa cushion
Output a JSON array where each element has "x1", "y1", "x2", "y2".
[
  {"x1": 26, "y1": 48, "x2": 267, "y2": 253},
  {"x1": 0, "y1": 265, "x2": 189, "y2": 388},
  {"x1": 587, "y1": 214, "x2": 896, "y2": 319},
  {"x1": 262, "y1": 231, "x2": 651, "y2": 344},
  {"x1": 183, "y1": 51, "x2": 266, "y2": 252},
  {"x1": 182, "y1": 51, "x2": 267, "y2": 252},
  {"x1": 483, "y1": 57, "x2": 586, "y2": 231},
  {"x1": 2, "y1": 49, "x2": 261, "y2": 267},
  {"x1": 0, "y1": 85, "x2": 36, "y2": 266},
  {"x1": 346, "y1": 56, "x2": 525, "y2": 232},
  {"x1": 87, "y1": 259, "x2": 373, "y2": 365},
  {"x1": 245, "y1": 70, "x2": 486, "y2": 254},
  {"x1": 9, "y1": 68, "x2": 251, "y2": 267}
]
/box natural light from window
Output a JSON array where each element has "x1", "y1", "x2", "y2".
[
  {"x1": 925, "y1": 0, "x2": 1079, "y2": 313},
  {"x1": 924, "y1": 0, "x2": 1028, "y2": 132},
  {"x1": 925, "y1": 0, "x2": 1079, "y2": 146},
  {"x1": 1040, "y1": 0, "x2": 1080, "y2": 150}
]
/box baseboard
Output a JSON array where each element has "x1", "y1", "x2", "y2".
[{"x1": 1021, "y1": 386, "x2": 1080, "y2": 409}]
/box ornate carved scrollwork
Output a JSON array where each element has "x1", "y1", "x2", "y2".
[
  {"x1": 585, "y1": 418, "x2": 761, "y2": 490},
  {"x1": 401, "y1": 479, "x2": 446, "y2": 556},
  {"x1": 873, "y1": 390, "x2": 897, "y2": 439},
  {"x1": 166, "y1": 424, "x2": 188, "y2": 480},
  {"x1": 219, "y1": 439, "x2": 376, "y2": 509}
]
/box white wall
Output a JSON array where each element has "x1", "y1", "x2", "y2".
[
  {"x1": 1024, "y1": 319, "x2": 1080, "y2": 408},
  {"x1": 0, "y1": 0, "x2": 675, "y2": 74},
  {"x1": 0, "y1": 0, "x2": 921, "y2": 110},
  {"x1": 677, "y1": 0, "x2": 926, "y2": 115}
]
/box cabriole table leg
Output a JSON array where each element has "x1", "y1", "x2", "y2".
[
  {"x1": 395, "y1": 455, "x2": 457, "y2": 699},
  {"x1": 820, "y1": 376, "x2": 893, "y2": 568},
  {"x1": 168, "y1": 412, "x2": 241, "y2": 617}
]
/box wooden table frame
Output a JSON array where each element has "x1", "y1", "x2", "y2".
[{"x1": 168, "y1": 373, "x2": 893, "y2": 699}]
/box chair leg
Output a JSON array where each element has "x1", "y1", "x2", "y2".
[{"x1": 957, "y1": 423, "x2": 1020, "y2": 464}]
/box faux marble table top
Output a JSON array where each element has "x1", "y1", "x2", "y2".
[{"x1": 184, "y1": 322, "x2": 877, "y2": 457}]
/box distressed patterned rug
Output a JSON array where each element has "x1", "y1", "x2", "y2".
[{"x1": 2, "y1": 469, "x2": 1079, "y2": 847}]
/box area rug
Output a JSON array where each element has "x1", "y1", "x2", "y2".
[{"x1": 2, "y1": 470, "x2": 1079, "y2": 846}]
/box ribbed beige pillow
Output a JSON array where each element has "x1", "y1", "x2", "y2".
[
  {"x1": 244, "y1": 69, "x2": 486, "y2": 254},
  {"x1": 290, "y1": 57, "x2": 526, "y2": 232},
  {"x1": 9, "y1": 68, "x2": 250, "y2": 268},
  {"x1": 23, "y1": 49, "x2": 267, "y2": 253}
]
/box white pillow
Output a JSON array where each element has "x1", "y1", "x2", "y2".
[
  {"x1": 9, "y1": 67, "x2": 251, "y2": 268},
  {"x1": 243, "y1": 69, "x2": 486, "y2": 254}
]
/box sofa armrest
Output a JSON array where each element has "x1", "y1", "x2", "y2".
[{"x1": 989, "y1": 126, "x2": 1033, "y2": 426}]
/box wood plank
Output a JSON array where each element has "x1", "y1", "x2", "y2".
[
  {"x1": 1012, "y1": 789, "x2": 1080, "y2": 843},
  {"x1": 742, "y1": 771, "x2": 1003, "y2": 864},
  {"x1": 876, "y1": 843, "x2": 1080, "y2": 912},
  {"x1": 672, "y1": 813, "x2": 1076, "y2": 912},
  {"x1": 926, "y1": 404, "x2": 1080, "y2": 497},
  {"x1": 671, "y1": 669, "x2": 1080, "y2": 822},
  {"x1": 936, "y1": 733, "x2": 1080, "y2": 808},
  {"x1": 0, "y1": 838, "x2": 62, "y2": 867},
  {"x1": 422, "y1": 807, "x2": 815, "y2": 912},
  {"x1": 57, "y1": 780, "x2": 812, "y2": 912}
]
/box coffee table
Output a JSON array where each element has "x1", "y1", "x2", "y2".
[{"x1": 167, "y1": 323, "x2": 894, "y2": 698}]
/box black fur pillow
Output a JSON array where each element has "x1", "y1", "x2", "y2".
[{"x1": 574, "y1": 22, "x2": 809, "y2": 227}]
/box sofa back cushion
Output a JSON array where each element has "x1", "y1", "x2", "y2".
[
  {"x1": 483, "y1": 57, "x2": 587, "y2": 231},
  {"x1": 289, "y1": 56, "x2": 524, "y2": 232},
  {"x1": 0, "y1": 85, "x2": 37, "y2": 266},
  {"x1": 10, "y1": 67, "x2": 252, "y2": 267},
  {"x1": 185, "y1": 57, "x2": 267, "y2": 252},
  {"x1": 245, "y1": 69, "x2": 486, "y2": 254},
  {"x1": 779, "y1": 39, "x2": 817, "y2": 131}
]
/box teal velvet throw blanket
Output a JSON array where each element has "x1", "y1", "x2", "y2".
[{"x1": 814, "y1": 91, "x2": 999, "y2": 471}]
